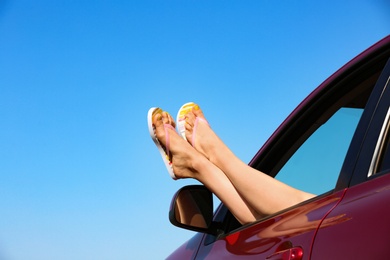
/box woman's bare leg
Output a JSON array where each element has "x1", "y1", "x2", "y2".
[
  {"x1": 152, "y1": 110, "x2": 261, "y2": 224},
  {"x1": 183, "y1": 104, "x2": 315, "y2": 216}
]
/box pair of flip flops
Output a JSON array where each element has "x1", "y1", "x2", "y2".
[{"x1": 147, "y1": 102, "x2": 207, "y2": 179}]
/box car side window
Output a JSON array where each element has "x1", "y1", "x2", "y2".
[{"x1": 276, "y1": 107, "x2": 363, "y2": 195}]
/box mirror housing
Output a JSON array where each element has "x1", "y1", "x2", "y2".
[{"x1": 169, "y1": 185, "x2": 219, "y2": 235}]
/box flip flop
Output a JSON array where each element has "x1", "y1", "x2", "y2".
[
  {"x1": 176, "y1": 102, "x2": 195, "y2": 140},
  {"x1": 176, "y1": 102, "x2": 209, "y2": 147},
  {"x1": 148, "y1": 107, "x2": 177, "y2": 180}
]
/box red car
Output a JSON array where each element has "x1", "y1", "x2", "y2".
[{"x1": 167, "y1": 35, "x2": 390, "y2": 260}]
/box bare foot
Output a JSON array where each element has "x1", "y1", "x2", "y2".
[
  {"x1": 183, "y1": 104, "x2": 233, "y2": 169},
  {"x1": 152, "y1": 110, "x2": 209, "y2": 180}
]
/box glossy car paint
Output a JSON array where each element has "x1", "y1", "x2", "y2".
[
  {"x1": 194, "y1": 191, "x2": 346, "y2": 259},
  {"x1": 312, "y1": 173, "x2": 390, "y2": 259},
  {"x1": 167, "y1": 35, "x2": 390, "y2": 259},
  {"x1": 167, "y1": 233, "x2": 204, "y2": 260}
]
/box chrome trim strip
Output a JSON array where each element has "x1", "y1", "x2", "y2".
[{"x1": 368, "y1": 105, "x2": 390, "y2": 177}]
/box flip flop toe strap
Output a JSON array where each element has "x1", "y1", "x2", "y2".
[{"x1": 192, "y1": 117, "x2": 208, "y2": 148}]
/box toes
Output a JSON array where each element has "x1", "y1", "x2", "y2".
[
  {"x1": 153, "y1": 113, "x2": 165, "y2": 141},
  {"x1": 185, "y1": 112, "x2": 196, "y2": 127},
  {"x1": 152, "y1": 112, "x2": 163, "y2": 127},
  {"x1": 184, "y1": 122, "x2": 195, "y2": 145},
  {"x1": 168, "y1": 113, "x2": 176, "y2": 128},
  {"x1": 192, "y1": 104, "x2": 205, "y2": 119},
  {"x1": 185, "y1": 121, "x2": 192, "y2": 134},
  {"x1": 153, "y1": 111, "x2": 179, "y2": 147},
  {"x1": 161, "y1": 111, "x2": 169, "y2": 124},
  {"x1": 161, "y1": 111, "x2": 176, "y2": 128}
]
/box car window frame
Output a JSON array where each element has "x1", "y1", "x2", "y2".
[{"x1": 349, "y1": 58, "x2": 390, "y2": 186}]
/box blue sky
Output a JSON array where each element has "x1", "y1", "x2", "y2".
[{"x1": 0, "y1": 1, "x2": 389, "y2": 259}]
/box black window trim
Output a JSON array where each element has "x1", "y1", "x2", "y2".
[{"x1": 348, "y1": 58, "x2": 390, "y2": 186}]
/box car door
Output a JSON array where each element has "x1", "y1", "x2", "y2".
[
  {"x1": 193, "y1": 37, "x2": 390, "y2": 259},
  {"x1": 311, "y1": 58, "x2": 390, "y2": 259},
  {"x1": 194, "y1": 192, "x2": 345, "y2": 259}
]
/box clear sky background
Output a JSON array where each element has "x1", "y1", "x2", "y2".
[{"x1": 0, "y1": 1, "x2": 389, "y2": 259}]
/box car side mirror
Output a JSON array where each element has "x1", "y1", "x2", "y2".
[{"x1": 169, "y1": 185, "x2": 218, "y2": 235}]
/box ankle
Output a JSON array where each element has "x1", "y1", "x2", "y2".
[{"x1": 191, "y1": 153, "x2": 211, "y2": 177}]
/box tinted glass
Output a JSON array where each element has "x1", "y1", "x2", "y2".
[{"x1": 276, "y1": 107, "x2": 363, "y2": 195}]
